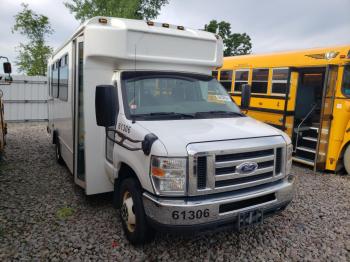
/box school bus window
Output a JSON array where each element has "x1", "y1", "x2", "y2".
[
  {"x1": 251, "y1": 69, "x2": 269, "y2": 93},
  {"x1": 220, "y1": 70, "x2": 232, "y2": 81},
  {"x1": 212, "y1": 70, "x2": 218, "y2": 79},
  {"x1": 342, "y1": 65, "x2": 350, "y2": 97},
  {"x1": 219, "y1": 70, "x2": 233, "y2": 93},
  {"x1": 234, "y1": 70, "x2": 249, "y2": 93},
  {"x1": 271, "y1": 68, "x2": 289, "y2": 94}
]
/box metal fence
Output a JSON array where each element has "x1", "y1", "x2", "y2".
[{"x1": 0, "y1": 75, "x2": 48, "y2": 122}]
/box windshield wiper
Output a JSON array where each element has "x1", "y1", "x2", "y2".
[
  {"x1": 195, "y1": 110, "x2": 245, "y2": 117},
  {"x1": 133, "y1": 112, "x2": 195, "y2": 119}
]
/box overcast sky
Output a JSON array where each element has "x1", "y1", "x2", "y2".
[{"x1": 1, "y1": 0, "x2": 349, "y2": 73}]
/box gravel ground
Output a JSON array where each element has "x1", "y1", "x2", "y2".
[{"x1": 0, "y1": 122, "x2": 350, "y2": 261}]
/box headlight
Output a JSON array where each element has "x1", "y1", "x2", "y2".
[
  {"x1": 286, "y1": 143, "x2": 293, "y2": 175},
  {"x1": 150, "y1": 156, "x2": 187, "y2": 195}
]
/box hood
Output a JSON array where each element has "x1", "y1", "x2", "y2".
[{"x1": 137, "y1": 116, "x2": 283, "y2": 156}]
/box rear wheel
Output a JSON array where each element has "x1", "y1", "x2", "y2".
[
  {"x1": 55, "y1": 141, "x2": 64, "y2": 165},
  {"x1": 118, "y1": 178, "x2": 155, "y2": 245},
  {"x1": 344, "y1": 145, "x2": 350, "y2": 175}
]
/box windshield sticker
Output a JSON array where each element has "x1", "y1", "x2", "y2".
[
  {"x1": 130, "y1": 104, "x2": 137, "y2": 110},
  {"x1": 215, "y1": 95, "x2": 231, "y2": 101}
]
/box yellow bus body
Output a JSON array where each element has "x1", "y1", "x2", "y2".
[{"x1": 217, "y1": 45, "x2": 350, "y2": 172}]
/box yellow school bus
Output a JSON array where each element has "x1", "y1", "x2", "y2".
[{"x1": 215, "y1": 45, "x2": 350, "y2": 173}]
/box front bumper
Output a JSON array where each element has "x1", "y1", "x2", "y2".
[{"x1": 143, "y1": 177, "x2": 295, "y2": 231}]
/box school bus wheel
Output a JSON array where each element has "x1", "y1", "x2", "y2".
[{"x1": 344, "y1": 145, "x2": 350, "y2": 175}]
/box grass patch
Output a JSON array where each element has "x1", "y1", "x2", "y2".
[{"x1": 56, "y1": 206, "x2": 75, "y2": 220}]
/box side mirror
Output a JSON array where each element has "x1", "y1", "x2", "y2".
[
  {"x1": 95, "y1": 85, "x2": 118, "y2": 127},
  {"x1": 3, "y1": 62, "x2": 12, "y2": 74},
  {"x1": 240, "y1": 84, "x2": 251, "y2": 110}
]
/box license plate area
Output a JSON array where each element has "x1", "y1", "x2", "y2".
[{"x1": 238, "y1": 209, "x2": 263, "y2": 229}]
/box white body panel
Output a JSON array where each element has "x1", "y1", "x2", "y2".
[{"x1": 48, "y1": 17, "x2": 224, "y2": 195}]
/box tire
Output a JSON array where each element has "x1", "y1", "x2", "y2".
[
  {"x1": 118, "y1": 177, "x2": 155, "y2": 245},
  {"x1": 55, "y1": 141, "x2": 65, "y2": 165},
  {"x1": 344, "y1": 145, "x2": 350, "y2": 175}
]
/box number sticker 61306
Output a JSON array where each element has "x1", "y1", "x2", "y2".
[{"x1": 172, "y1": 209, "x2": 210, "y2": 220}]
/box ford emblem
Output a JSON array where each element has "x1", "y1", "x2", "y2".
[{"x1": 236, "y1": 162, "x2": 258, "y2": 174}]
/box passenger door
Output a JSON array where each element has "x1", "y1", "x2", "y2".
[
  {"x1": 73, "y1": 36, "x2": 86, "y2": 188},
  {"x1": 315, "y1": 65, "x2": 338, "y2": 171}
]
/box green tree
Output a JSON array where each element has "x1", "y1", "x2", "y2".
[
  {"x1": 12, "y1": 3, "x2": 53, "y2": 75},
  {"x1": 64, "y1": 0, "x2": 169, "y2": 23},
  {"x1": 204, "y1": 20, "x2": 252, "y2": 56}
]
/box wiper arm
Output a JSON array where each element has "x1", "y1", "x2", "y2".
[
  {"x1": 134, "y1": 112, "x2": 195, "y2": 119},
  {"x1": 195, "y1": 111, "x2": 244, "y2": 117}
]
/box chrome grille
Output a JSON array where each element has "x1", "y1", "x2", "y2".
[
  {"x1": 187, "y1": 136, "x2": 286, "y2": 196},
  {"x1": 214, "y1": 148, "x2": 276, "y2": 188}
]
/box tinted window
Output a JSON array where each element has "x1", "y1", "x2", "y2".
[
  {"x1": 342, "y1": 65, "x2": 350, "y2": 97},
  {"x1": 251, "y1": 69, "x2": 269, "y2": 93},
  {"x1": 122, "y1": 72, "x2": 241, "y2": 119},
  {"x1": 251, "y1": 82, "x2": 268, "y2": 93},
  {"x1": 253, "y1": 69, "x2": 269, "y2": 81},
  {"x1": 235, "y1": 71, "x2": 249, "y2": 81},
  {"x1": 58, "y1": 55, "x2": 69, "y2": 101},
  {"x1": 233, "y1": 70, "x2": 249, "y2": 93},
  {"x1": 52, "y1": 62, "x2": 59, "y2": 98},
  {"x1": 220, "y1": 81, "x2": 232, "y2": 92},
  {"x1": 272, "y1": 68, "x2": 288, "y2": 80},
  {"x1": 271, "y1": 68, "x2": 289, "y2": 94},
  {"x1": 220, "y1": 70, "x2": 233, "y2": 81}
]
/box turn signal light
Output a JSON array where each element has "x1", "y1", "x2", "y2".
[{"x1": 151, "y1": 167, "x2": 165, "y2": 177}]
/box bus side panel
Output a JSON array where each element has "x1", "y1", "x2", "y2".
[
  {"x1": 326, "y1": 99, "x2": 350, "y2": 170},
  {"x1": 51, "y1": 44, "x2": 74, "y2": 173},
  {"x1": 83, "y1": 57, "x2": 114, "y2": 195}
]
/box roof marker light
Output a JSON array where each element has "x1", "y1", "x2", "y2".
[
  {"x1": 147, "y1": 21, "x2": 154, "y2": 26},
  {"x1": 177, "y1": 25, "x2": 185, "y2": 30},
  {"x1": 98, "y1": 18, "x2": 108, "y2": 24},
  {"x1": 162, "y1": 23, "x2": 170, "y2": 28}
]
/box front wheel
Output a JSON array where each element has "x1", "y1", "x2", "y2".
[
  {"x1": 119, "y1": 178, "x2": 155, "y2": 245},
  {"x1": 344, "y1": 145, "x2": 350, "y2": 175}
]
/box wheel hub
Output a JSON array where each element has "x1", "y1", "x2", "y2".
[{"x1": 122, "y1": 191, "x2": 136, "y2": 232}]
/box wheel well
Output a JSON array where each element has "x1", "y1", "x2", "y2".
[
  {"x1": 113, "y1": 163, "x2": 141, "y2": 208},
  {"x1": 336, "y1": 141, "x2": 350, "y2": 170}
]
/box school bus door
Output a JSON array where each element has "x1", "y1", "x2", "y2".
[{"x1": 315, "y1": 65, "x2": 338, "y2": 171}]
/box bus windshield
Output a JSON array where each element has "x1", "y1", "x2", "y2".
[{"x1": 122, "y1": 71, "x2": 243, "y2": 120}]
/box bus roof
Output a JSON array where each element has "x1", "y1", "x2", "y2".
[
  {"x1": 50, "y1": 17, "x2": 223, "y2": 74},
  {"x1": 222, "y1": 45, "x2": 350, "y2": 69}
]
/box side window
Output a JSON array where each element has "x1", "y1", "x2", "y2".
[
  {"x1": 271, "y1": 68, "x2": 289, "y2": 95},
  {"x1": 342, "y1": 65, "x2": 350, "y2": 97},
  {"x1": 58, "y1": 54, "x2": 69, "y2": 101},
  {"x1": 212, "y1": 70, "x2": 218, "y2": 79},
  {"x1": 251, "y1": 69, "x2": 269, "y2": 94},
  {"x1": 52, "y1": 61, "x2": 59, "y2": 98},
  {"x1": 219, "y1": 70, "x2": 233, "y2": 93},
  {"x1": 234, "y1": 70, "x2": 249, "y2": 93},
  {"x1": 49, "y1": 64, "x2": 53, "y2": 96}
]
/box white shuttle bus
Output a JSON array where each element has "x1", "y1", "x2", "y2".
[{"x1": 47, "y1": 17, "x2": 295, "y2": 244}]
